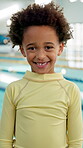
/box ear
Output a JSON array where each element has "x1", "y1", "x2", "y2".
[
  {"x1": 19, "y1": 46, "x2": 26, "y2": 57},
  {"x1": 57, "y1": 43, "x2": 64, "y2": 56}
]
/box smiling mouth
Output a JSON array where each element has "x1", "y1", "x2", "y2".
[{"x1": 33, "y1": 61, "x2": 49, "y2": 68}]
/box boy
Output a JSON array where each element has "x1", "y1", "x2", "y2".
[{"x1": 0, "y1": 2, "x2": 82, "y2": 148}]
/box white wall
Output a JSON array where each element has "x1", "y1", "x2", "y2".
[
  {"x1": 55, "y1": 0, "x2": 83, "y2": 23},
  {"x1": 0, "y1": 0, "x2": 34, "y2": 34}
]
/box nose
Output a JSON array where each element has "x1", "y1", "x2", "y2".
[{"x1": 36, "y1": 49, "x2": 46, "y2": 60}]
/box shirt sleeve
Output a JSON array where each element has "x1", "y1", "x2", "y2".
[
  {"x1": 67, "y1": 84, "x2": 83, "y2": 147},
  {"x1": 0, "y1": 85, "x2": 16, "y2": 148}
]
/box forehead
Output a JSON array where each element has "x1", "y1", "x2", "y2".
[{"x1": 23, "y1": 25, "x2": 59, "y2": 42}]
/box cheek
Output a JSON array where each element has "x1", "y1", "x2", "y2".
[
  {"x1": 26, "y1": 53, "x2": 35, "y2": 62},
  {"x1": 49, "y1": 52, "x2": 57, "y2": 61}
]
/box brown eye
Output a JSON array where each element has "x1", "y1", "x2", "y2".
[
  {"x1": 45, "y1": 46, "x2": 53, "y2": 50},
  {"x1": 27, "y1": 47, "x2": 36, "y2": 50}
]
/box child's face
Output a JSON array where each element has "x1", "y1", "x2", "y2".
[{"x1": 20, "y1": 26, "x2": 64, "y2": 74}]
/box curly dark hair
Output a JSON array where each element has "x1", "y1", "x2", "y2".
[{"x1": 9, "y1": 2, "x2": 72, "y2": 47}]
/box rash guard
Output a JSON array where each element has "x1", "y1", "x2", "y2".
[{"x1": 0, "y1": 71, "x2": 83, "y2": 148}]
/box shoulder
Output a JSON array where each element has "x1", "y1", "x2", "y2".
[
  {"x1": 59, "y1": 77, "x2": 79, "y2": 90},
  {"x1": 59, "y1": 78, "x2": 81, "y2": 99},
  {"x1": 6, "y1": 78, "x2": 26, "y2": 89},
  {"x1": 65, "y1": 78, "x2": 80, "y2": 91},
  {"x1": 5, "y1": 78, "x2": 29, "y2": 98},
  {"x1": 62, "y1": 78, "x2": 81, "y2": 105}
]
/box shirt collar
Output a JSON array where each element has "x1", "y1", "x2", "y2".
[{"x1": 23, "y1": 71, "x2": 64, "y2": 82}]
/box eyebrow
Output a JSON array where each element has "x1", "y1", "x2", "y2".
[
  {"x1": 26, "y1": 42, "x2": 55, "y2": 47},
  {"x1": 26, "y1": 43, "x2": 36, "y2": 47},
  {"x1": 44, "y1": 42, "x2": 55, "y2": 45}
]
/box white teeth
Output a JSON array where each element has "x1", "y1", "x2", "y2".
[{"x1": 37, "y1": 62, "x2": 46, "y2": 65}]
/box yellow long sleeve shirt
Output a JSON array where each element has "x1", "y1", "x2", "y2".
[{"x1": 0, "y1": 71, "x2": 83, "y2": 148}]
